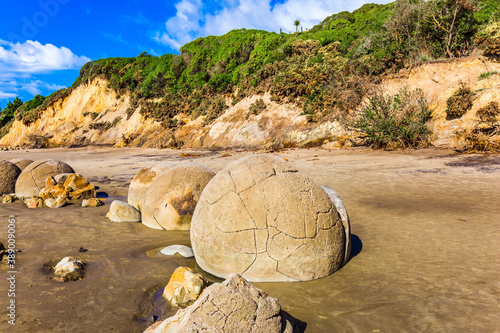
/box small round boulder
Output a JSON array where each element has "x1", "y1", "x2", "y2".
[
  {"x1": 15, "y1": 160, "x2": 75, "y2": 198},
  {"x1": 128, "y1": 164, "x2": 174, "y2": 211},
  {"x1": 0, "y1": 161, "x2": 22, "y2": 195},
  {"x1": 142, "y1": 164, "x2": 215, "y2": 230},
  {"x1": 191, "y1": 155, "x2": 346, "y2": 282}
]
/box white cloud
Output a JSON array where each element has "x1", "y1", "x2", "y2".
[
  {"x1": 155, "y1": 0, "x2": 392, "y2": 49},
  {"x1": 0, "y1": 40, "x2": 90, "y2": 101},
  {"x1": 0, "y1": 40, "x2": 90, "y2": 77}
]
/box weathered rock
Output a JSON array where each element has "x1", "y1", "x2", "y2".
[
  {"x1": 128, "y1": 164, "x2": 174, "y2": 211},
  {"x1": 9, "y1": 158, "x2": 34, "y2": 171},
  {"x1": 82, "y1": 198, "x2": 104, "y2": 208},
  {"x1": 54, "y1": 257, "x2": 85, "y2": 282},
  {"x1": 160, "y1": 245, "x2": 194, "y2": 258},
  {"x1": 45, "y1": 197, "x2": 67, "y2": 208},
  {"x1": 106, "y1": 200, "x2": 141, "y2": 222},
  {"x1": 145, "y1": 274, "x2": 299, "y2": 333},
  {"x1": 15, "y1": 160, "x2": 74, "y2": 198},
  {"x1": 191, "y1": 154, "x2": 346, "y2": 282},
  {"x1": 142, "y1": 164, "x2": 215, "y2": 230},
  {"x1": 321, "y1": 186, "x2": 351, "y2": 266},
  {"x1": 69, "y1": 184, "x2": 96, "y2": 200},
  {"x1": 63, "y1": 174, "x2": 90, "y2": 191},
  {"x1": 163, "y1": 267, "x2": 207, "y2": 307},
  {"x1": 0, "y1": 160, "x2": 22, "y2": 195},
  {"x1": 39, "y1": 177, "x2": 67, "y2": 200},
  {"x1": 27, "y1": 196, "x2": 44, "y2": 208},
  {"x1": 54, "y1": 173, "x2": 82, "y2": 185},
  {"x1": 2, "y1": 194, "x2": 16, "y2": 203}
]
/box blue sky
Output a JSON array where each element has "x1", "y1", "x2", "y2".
[{"x1": 0, "y1": 0, "x2": 391, "y2": 109}]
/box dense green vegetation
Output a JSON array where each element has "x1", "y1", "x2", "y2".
[{"x1": 1, "y1": 0, "x2": 498, "y2": 146}]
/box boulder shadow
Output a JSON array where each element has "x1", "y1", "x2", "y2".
[
  {"x1": 282, "y1": 310, "x2": 307, "y2": 332},
  {"x1": 350, "y1": 234, "x2": 362, "y2": 259}
]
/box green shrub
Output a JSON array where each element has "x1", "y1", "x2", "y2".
[
  {"x1": 478, "y1": 71, "x2": 498, "y2": 80},
  {"x1": 249, "y1": 98, "x2": 266, "y2": 115},
  {"x1": 446, "y1": 82, "x2": 475, "y2": 118},
  {"x1": 351, "y1": 87, "x2": 431, "y2": 148}
]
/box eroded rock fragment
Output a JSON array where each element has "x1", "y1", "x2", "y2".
[
  {"x1": 145, "y1": 274, "x2": 300, "y2": 333},
  {"x1": 162, "y1": 267, "x2": 207, "y2": 307}
]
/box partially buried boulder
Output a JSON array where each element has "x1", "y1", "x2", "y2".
[
  {"x1": 0, "y1": 161, "x2": 22, "y2": 195},
  {"x1": 9, "y1": 158, "x2": 34, "y2": 171},
  {"x1": 190, "y1": 154, "x2": 346, "y2": 282},
  {"x1": 144, "y1": 274, "x2": 300, "y2": 333},
  {"x1": 160, "y1": 245, "x2": 194, "y2": 258},
  {"x1": 141, "y1": 164, "x2": 215, "y2": 231},
  {"x1": 106, "y1": 200, "x2": 141, "y2": 222},
  {"x1": 53, "y1": 257, "x2": 85, "y2": 282},
  {"x1": 15, "y1": 160, "x2": 74, "y2": 198},
  {"x1": 128, "y1": 164, "x2": 174, "y2": 211},
  {"x1": 162, "y1": 267, "x2": 207, "y2": 308}
]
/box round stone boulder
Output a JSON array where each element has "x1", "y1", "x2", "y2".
[
  {"x1": 9, "y1": 158, "x2": 34, "y2": 171},
  {"x1": 190, "y1": 154, "x2": 346, "y2": 282},
  {"x1": 0, "y1": 160, "x2": 22, "y2": 195},
  {"x1": 128, "y1": 164, "x2": 174, "y2": 211},
  {"x1": 15, "y1": 160, "x2": 75, "y2": 198},
  {"x1": 142, "y1": 164, "x2": 215, "y2": 231}
]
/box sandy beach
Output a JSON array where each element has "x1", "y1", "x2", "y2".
[{"x1": 0, "y1": 147, "x2": 499, "y2": 332}]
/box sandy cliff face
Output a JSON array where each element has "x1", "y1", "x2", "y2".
[{"x1": 1, "y1": 57, "x2": 499, "y2": 150}]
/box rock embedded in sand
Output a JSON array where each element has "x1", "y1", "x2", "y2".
[
  {"x1": 0, "y1": 160, "x2": 22, "y2": 195},
  {"x1": 128, "y1": 164, "x2": 174, "y2": 211},
  {"x1": 9, "y1": 158, "x2": 34, "y2": 171},
  {"x1": 54, "y1": 257, "x2": 85, "y2": 282},
  {"x1": 145, "y1": 273, "x2": 299, "y2": 333},
  {"x1": 106, "y1": 200, "x2": 141, "y2": 222},
  {"x1": 27, "y1": 196, "x2": 44, "y2": 208},
  {"x1": 45, "y1": 197, "x2": 67, "y2": 209},
  {"x1": 162, "y1": 267, "x2": 207, "y2": 308},
  {"x1": 82, "y1": 198, "x2": 104, "y2": 208},
  {"x1": 141, "y1": 164, "x2": 215, "y2": 230},
  {"x1": 190, "y1": 154, "x2": 346, "y2": 282},
  {"x1": 15, "y1": 160, "x2": 75, "y2": 198},
  {"x1": 160, "y1": 245, "x2": 194, "y2": 258},
  {"x1": 321, "y1": 185, "x2": 351, "y2": 265}
]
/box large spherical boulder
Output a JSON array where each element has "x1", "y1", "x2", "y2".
[
  {"x1": 15, "y1": 160, "x2": 75, "y2": 198},
  {"x1": 0, "y1": 161, "x2": 22, "y2": 195},
  {"x1": 191, "y1": 155, "x2": 346, "y2": 282},
  {"x1": 142, "y1": 164, "x2": 215, "y2": 230},
  {"x1": 128, "y1": 164, "x2": 173, "y2": 211},
  {"x1": 9, "y1": 158, "x2": 34, "y2": 171}
]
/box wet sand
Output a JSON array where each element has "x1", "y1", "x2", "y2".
[{"x1": 0, "y1": 147, "x2": 499, "y2": 332}]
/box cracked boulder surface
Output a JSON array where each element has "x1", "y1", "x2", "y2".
[
  {"x1": 128, "y1": 164, "x2": 174, "y2": 211},
  {"x1": 15, "y1": 159, "x2": 75, "y2": 198},
  {"x1": 0, "y1": 160, "x2": 21, "y2": 195},
  {"x1": 191, "y1": 154, "x2": 346, "y2": 282},
  {"x1": 144, "y1": 273, "x2": 300, "y2": 333},
  {"x1": 142, "y1": 164, "x2": 215, "y2": 231}
]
